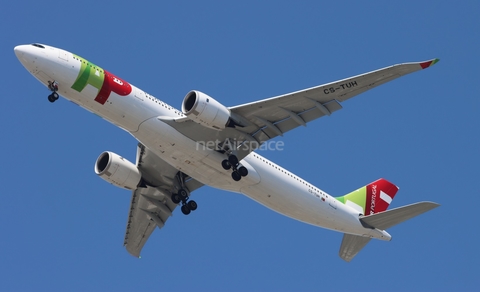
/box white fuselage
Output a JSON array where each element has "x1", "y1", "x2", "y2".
[{"x1": 15, "y1": 44, "x2": 390, "y2": 240}]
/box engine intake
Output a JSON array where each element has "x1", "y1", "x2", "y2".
[
  {"x1": 94, "y1": 151, "x2": 141, "y2": 190},
  {"x1": 182, "y1": 90, "x2": 231, "y2": 130}
]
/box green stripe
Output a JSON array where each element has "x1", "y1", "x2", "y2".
[
  {"x1": 336, "y1": 186, "x2": 367, "y2": 214},
  {"x1": 71, "y1": 59, "x2": 90, "y2": 91},
  {"x1": 71, "y1": 54, "x2": 105, "y2": 93}
]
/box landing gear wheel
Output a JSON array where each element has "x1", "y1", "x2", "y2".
[
  {"x1": 232, "y1": 171, "x2": 241, "y2": 181},
  {"x1": 237, "y1": 166, "x2": 248, "y2": 176},
  {"x1": 187, "y1": 200, "x2": 198, "y2": 211},
  {"x1": 221, "y1": 159, "x2": 232, "y2": 170},
  {"x1": 48, "y1": 92, "x2": 59, "y2": 103},
  {"x1": 238, "y1": 166, "x2": 248, "y2": 177},
  {"x1": 228, "y1": 155, "x2": 239, "y2": 167},
  {"x1": 178, "y1": 189, "x2": 188, "y2": 200},
  {"x1": 171, "y1": 193, "x2": 181, "y2": 204},
  {"x1": 181, "y1": 205, "x2": 191, "y2": 215}
]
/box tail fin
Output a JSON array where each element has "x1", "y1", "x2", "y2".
[
  {"x1": 339, "y1": 234, "x2": 371, "y2": 262},
  {"x1": 336, "y1": 178, "x2": 399, "y2": 215}
]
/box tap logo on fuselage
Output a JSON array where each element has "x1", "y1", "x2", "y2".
[{"x1": 71, "y1": 54, "x2": 132, "y2": 104}]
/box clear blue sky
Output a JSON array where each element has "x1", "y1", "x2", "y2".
[{"x1": 1, "y1": 1, "x2": 478, "y2": 291}]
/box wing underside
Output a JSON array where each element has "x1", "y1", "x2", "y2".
[
  {"x1": 124, "y1": 143, "x2": 203, "y2": 257},
  {"x1": 162, "y1": 59, "x2": 438, "y2": 160},
  {"x1": 229, "y1": 60, "x2": 438, "y2": 144},
  {"x1": 124, "y1": 186, "x2": 174, "y2": 257}
]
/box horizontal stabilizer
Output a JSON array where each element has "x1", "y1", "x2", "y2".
[
  {"x1": 360, "y1": 201, "x2": 440, "y2": 230},
  {"x1": 339, "y1": 234, "x2": 371, "y2": 262}
]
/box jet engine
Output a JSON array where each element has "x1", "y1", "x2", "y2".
[
  {"x1": 182, "y1": 90, "x2": 231, "y2": 130},
  {"x1": 94, "y1": 151, "x2": 141, "y2": 190}
]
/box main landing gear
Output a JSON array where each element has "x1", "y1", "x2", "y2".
[
  {"x1": 221, "y1": 154, "x2": 248, "y2": 181},
  {"x1": 170, "y1": 172, "x2": 197, "y2": 215},
  {"x1": 171, "y1": 189, "x2": 198, "y2": 215},
  {"x1": 47, "y1": 80, "x2": 59, "y2": 103}
]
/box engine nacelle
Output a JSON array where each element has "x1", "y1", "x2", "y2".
[
  {"x1": 182, "y1": 90, "x2": 231, "y2": 130},
  {"x1": 94, "y1": 151, "x2": 141, "y2": 190}
]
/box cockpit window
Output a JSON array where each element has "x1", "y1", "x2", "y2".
[{"x1": 31, "y1": 43, "x2": 45, "y2": 49}]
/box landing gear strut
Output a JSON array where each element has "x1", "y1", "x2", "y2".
[
  {"x1": 170, "y1": 172, "x2": 197, "y2": 215},
  {"x1": 47, "y1": 80, "x2": 59, "y2": 103},
  {"x1": 222, "y1": 154, "x2": 248, "y2": 181}
]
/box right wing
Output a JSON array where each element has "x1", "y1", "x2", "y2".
[
  {"x1": 124, "y1": 143, "x2": 203, "y2": 257},
  {"x1": 228, "y1": 59, "x2": 440, "y2": 144},
  {"x1": 161, "y1": 59, "x2": 439, "y2": 161}
]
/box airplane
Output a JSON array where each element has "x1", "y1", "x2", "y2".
[{"x1": 14, "y1": 43, "x2": 440, "y2": 261}]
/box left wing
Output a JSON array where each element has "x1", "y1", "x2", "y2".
[{"x1": 124, "y1": 143, "x2": 203, "y2": 257}]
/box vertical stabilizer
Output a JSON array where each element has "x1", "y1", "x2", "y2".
[
  {"x1": 336, "y1": 178, "x2": 399, "y2": 215},
  {"x1": 339, "y1": 234, "x2": 371, "y2": 262}
]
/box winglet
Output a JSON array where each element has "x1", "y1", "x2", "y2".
[{"x1": 420, "y1": 58, "x2": 440, "y2": 69}]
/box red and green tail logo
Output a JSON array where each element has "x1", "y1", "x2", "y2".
[{"x1": 336, "y1": 178, "x2": 399, "y2": 215}]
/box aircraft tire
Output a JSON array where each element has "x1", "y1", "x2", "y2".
[
  {"x1": 181, "y1": 205, "x2": 191, "y2": 215},
  {"x1": 221, "y1": 159, "x2": 232, "y2": 170},
  {"x1": 178, "y1": 189, "x2": 188, "y2": 200},
  {"x1": 187, "y1": 200, "x2": 197, "y2": 211},
  {"x1": 48, "y1": 94, "x2": 55, "y2": 103},
  {"x1": 238, "y1": 166, "x2": 248, "y2": 177},
  {"x1": 171, "y1": 193, "x2": 181, "y2": 204},
  {"x1": 232, "y1": 171, "x2": 241, "y2": 181},
  {"x1": 228, "y1": 155, "x2": 239, "y2": 167}
]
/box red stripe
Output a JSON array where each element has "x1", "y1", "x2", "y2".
[
  {"x1": 94, "y1": 70, "x2": 132, "y2": 105},
  {"x1": 95, "y1": 72, "x2": 111, "y2": 105},
  {"x1": 420, "y1": 61, "x2": 432, "y2": 69},
  {"x1": 365, "y1": 178, "x2": 399, "y2": 215}
]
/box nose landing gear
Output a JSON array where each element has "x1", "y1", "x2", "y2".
[
  {"x1": 48, "y1": 92, "x2": 59, "y2": 103},
  {"x1": 47, "y1": 80, "x2": 59, "y2": 103}
]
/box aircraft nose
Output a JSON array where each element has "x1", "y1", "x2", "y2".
[
  {"x1": 14, "y1": 45, "x2": 33, "y2": 64},
  {"x1": 14, "y1": 45, "x2": 25, "y2": 59},
  {"x1": 14, "y1": 44, "x2": 42, "y2": 72}
]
